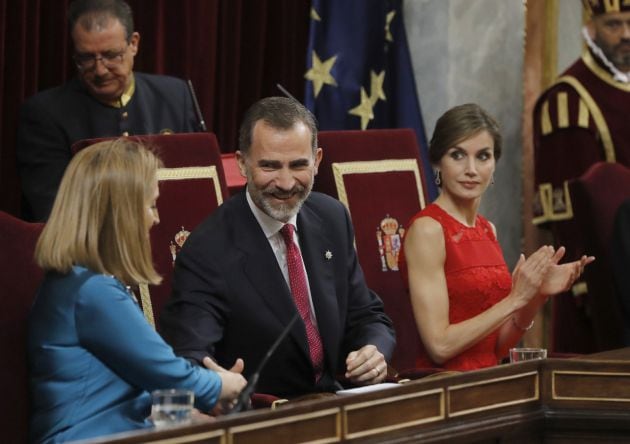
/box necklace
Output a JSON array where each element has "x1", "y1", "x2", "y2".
[{"x1": 110, "y1": 275, "x2": 140, "y2": 305}]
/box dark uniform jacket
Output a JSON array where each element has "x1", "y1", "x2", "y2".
[{"x1": 17, "y1": 72, "x2": 197, "y2": 221}]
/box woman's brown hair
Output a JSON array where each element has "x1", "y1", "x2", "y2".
[{"x1": 429, "y1": 103, "x2": 502, "y2": 165}]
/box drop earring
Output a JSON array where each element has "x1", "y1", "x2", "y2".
[
  {"x1": 491, "y1": 173, "x2": 495, "y2": 185},
  {"x1": 434, "y1": 170, "x2": 441, "y2": 186}
]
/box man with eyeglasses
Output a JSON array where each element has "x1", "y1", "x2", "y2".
[{"x1": 17, "y1": 0, "x2": 198, "y2": 221}]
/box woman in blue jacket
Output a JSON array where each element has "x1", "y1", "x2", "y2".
[{"x1": 28, "y1": 139, "x2": 246, "y2": 443}]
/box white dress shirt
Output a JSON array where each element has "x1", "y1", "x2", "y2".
[{"x1": 245, "y1": 190, "x2": 319, "y2": 326}]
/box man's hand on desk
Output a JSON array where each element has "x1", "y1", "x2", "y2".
[{"x1": 345, "y1": 344, "x2": 387, "y2": 385}]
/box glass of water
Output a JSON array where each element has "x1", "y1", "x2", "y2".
[
  {"x1": 509, "y1": 347, "x2": 547, "y2": 363},
  {"x1": 151, "y1": 389, "x2": 194, "y2": 428}
]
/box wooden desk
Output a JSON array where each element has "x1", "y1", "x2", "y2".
[{"x1": 80, "y1": 349, "x2": 630, "y2": 444}]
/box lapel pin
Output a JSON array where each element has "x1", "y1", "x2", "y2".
[{"x1": 325, "y1": 250, "x2": 333, "y2": 260}]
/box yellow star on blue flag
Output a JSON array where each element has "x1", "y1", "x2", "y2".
[
  {"x1": 304, "y1": 0, "x2": 436, "y2": 198},
  {"x1": 348, "y1": 87, "x2": 375, "y2": 130},
  {"x1": 304, "y1": 51, "x2": 338, "y2": 98}
]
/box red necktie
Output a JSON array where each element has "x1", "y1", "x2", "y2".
[{"x1": 280, "y1": 224, "x2": 324, "y2": 380}]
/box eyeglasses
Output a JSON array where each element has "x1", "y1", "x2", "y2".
[{"x1": 73, "y1": 46, "x2": 127, "y2": 71}]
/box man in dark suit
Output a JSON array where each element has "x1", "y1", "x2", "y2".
[
  {"x1": 160, "y1": 96, "x2": 395, "y2": 399},
  {"x1": 17, "y1": 0, "x2": 197, "y2": 221}
]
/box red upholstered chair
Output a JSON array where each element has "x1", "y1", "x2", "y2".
[
  {"x1": 551, "y1": 162, "x2": 630, "y2": 353},
  {"x1": 0, "y1": 211, "x2": 44, "y2": 443},
  {"x1": 221, "y1": 153, "x2": 247, "y2": 196},
  {"x1": 314, "y1": 128, "x2": 430, "y2": 374},
  {"x1": 72, "y1": 133, "x2": 229, "y2": 330}
]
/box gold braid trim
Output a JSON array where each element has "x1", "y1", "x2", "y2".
[
  {"x1": 556, "y1": 75, "x2": 615, "y2": 162},
  {"x1": 532, "y1": 181, "x2": 574, "y2": 225},
  {"x1": 139, "y1": 284, "x2": 155, "y2": 328},
  {"x1": 135, "y1": 166, "x2": 223, "y2": 328},
  {"x1": 157, "y1": 166, "x2": 223, "y2": 205},
  {"x1": 332, "y1": 159, "x2": 425, "y2": 212}
]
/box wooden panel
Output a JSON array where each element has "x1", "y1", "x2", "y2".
[
  {"x1": 228, "y1": 408, "x2": 340, "y2": 444},
  {"x1": 552, "y1": 371, "x2": 630, "y2": 402},
  {"x1": 448, "y1": 371, "x2": 539, "y2": 416},
  {"x1": 343, "y1": 388, "x2": 444, "y2": 439},
  {"x1": 97, "y1": 428, "x2": 225, "y2": 444},
  {"x1": 144, "y1": 429, "x2": 224, "y2": 444}
]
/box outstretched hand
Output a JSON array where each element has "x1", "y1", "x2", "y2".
[
  {"x1": 539, "y1": 246, "x2": 595, "y2": 296},
  {"x1": 203, "y1": 357, "x2": 247, "y2": 413}
]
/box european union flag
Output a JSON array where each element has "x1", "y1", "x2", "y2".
[{"x1": 304, "y1": 0, "x2": 436, "y2": 199}]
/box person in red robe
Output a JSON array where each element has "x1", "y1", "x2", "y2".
[{"x1": 533, "y1": 0, "x2": 630, "y2": 352}]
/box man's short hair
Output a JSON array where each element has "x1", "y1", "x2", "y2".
[
  {"x1": 238, "y1": 96, "x2": 319, "y2": 155},
  {"x1": 68, "y1": 0, "x2": 134, "y2": 41}
]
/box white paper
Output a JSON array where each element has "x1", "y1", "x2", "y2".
[{"x1": 335, "y1": 383, "x2": 400, "y2": 396}]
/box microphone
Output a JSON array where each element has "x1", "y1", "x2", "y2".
[
  {"x1": 276, "y1": 83, "x2": 300, "y2": 103},
  {"x1": 230, "y1": 311, "x2": 300, "y2": 413},
  {"x1": 187, "y1": 79, "x2": 207, "y2": 132}
]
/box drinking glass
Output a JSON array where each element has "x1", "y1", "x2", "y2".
[
  {"x1": 509, "y1": 347, "x2": 547, "y2": 363},
  {"x1": 151, "y1": 389, "x2": 194, "y2": 427}
]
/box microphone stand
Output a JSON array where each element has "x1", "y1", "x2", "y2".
[{"x1": 230, "y1": 312, "x2": 300, "y2": 413}]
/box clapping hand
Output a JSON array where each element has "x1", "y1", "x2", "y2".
[
  {"x1": 539, "y1": 247, "x2": 595, "y2": 296},
  {"x1": 510, "y1": 245, "x2": 554, "y2": 308}
]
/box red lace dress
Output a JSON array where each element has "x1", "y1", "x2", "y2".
[{"x1": 407, "y1": 203, "x2": 512, "y2": 371}]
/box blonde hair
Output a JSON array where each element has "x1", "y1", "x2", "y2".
[{"x1": 35, "y1": 138, "x2": 162, "y2": 286}]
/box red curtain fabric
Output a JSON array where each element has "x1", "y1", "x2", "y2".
[{"x1": 0, "y1": 0, "x2": 309, "y2": 217}]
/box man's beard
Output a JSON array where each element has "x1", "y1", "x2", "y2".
[
  {"x1": 596, "y1": 37, "x2": 630, "y2": 71},
  {"x1": 248, "y1": 173, "x2": 314, "y2": 222}
]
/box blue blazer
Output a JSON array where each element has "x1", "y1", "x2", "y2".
[
  {"x1": 160, "y1": 191, "x2": 396, "y2": 398},
  {"x1": 28, "y1": 266, "x2": 221, "y2": 444}
]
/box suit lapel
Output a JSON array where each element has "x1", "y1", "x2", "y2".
[
  {"x1": 232, "y1": 194, "x2": 312, "y2": 363},
  {"x1": 297, "y1": 203, "x2": 340, "y2": 371}
]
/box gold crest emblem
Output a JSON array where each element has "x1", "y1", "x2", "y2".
[
  {"x1": 376, "y1": 215, "x2": 405, "y2": 271},
  {"x1": 169, "y1": 226, "x2": 191, "y2": 266}
]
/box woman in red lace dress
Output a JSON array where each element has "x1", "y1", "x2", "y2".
[{"x1": 403, "y1": 104, "x2": 593, "y2": 371}]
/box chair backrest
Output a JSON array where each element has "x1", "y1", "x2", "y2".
[
  {"x1": 221, "y1": 153, "x2": 247, "y2": 195},
  {"x1": 314, "y1": 128, "x2": 429, "y2": 371},
  {"x1": 0, "y1": 211, "x2": 44, "y2": 443},
  {"x1": 559, "y1": 162, "x2": 630, "y2": 351},
  {"x1": 72, "y1": 133, "x2": 229, "y2": 330}
]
